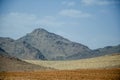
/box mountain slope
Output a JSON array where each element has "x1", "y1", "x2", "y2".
[
  {"x1": 93, "y1": 45, "x2": 120, "y2": 55},
  {"x1": 18, "y1": 28, "x2": 91, "y2": 60},
  {"x1": 67, "y1": 45, "x2": 120, "y2": 60},
  {"x1": 0, "y1": 37, "x2": 46, "y2": 60}
]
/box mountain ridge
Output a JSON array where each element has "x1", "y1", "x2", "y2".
[
  {"x1": 0, "y1": 28, "x2": 120, "y2": 60},
  {"x1": 18, "y1": 28, "x2": 91, "y2": 60}
]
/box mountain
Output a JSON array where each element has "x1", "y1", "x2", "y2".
[
  {"x1": 93, "y1": 45, "x2": 120, "y2": 55},
  {"x1": 0, "y1": 37, "x2": 46, "y2": 60},
  {"x1": 66, "y1": 45, "x2": 120, "y2": 60},
  {"x1": 0, "y1": 48, "x2": 53, "y2": 72},
  {"x1": 18, "y1": 28, "x2": 91, "y2": 60},
  {"x1": 0, "y1": 28, "x2": 120, "y2": 60}
]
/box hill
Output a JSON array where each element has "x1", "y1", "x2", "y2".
[
  {"x1": 67, "y1": 45, "x2": 120, "y2": 60},
  {"x1": 0, "y1": 48, "x2": 53, "y2": 72},
  {"x1": 24, "y1": 54, "x2": 120, "y2": 70}
]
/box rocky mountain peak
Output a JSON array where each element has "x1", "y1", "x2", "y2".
[
  {"x1": 31, "y1": 28, "x2": 48, "y2": 35},
  {"x1": 18, "y1": 28, "x2": 92, "y2": 60}
]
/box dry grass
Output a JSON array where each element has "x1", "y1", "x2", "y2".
[
  {"x1": 0, "y1": 68, "x2": 120, "y2": 80},
  {"x1": 24, "y1": 54, "x2": 120, "y2": 70}
]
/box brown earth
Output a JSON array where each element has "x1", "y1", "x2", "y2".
[
  {"x1": 0, "y1": 68, "x2": 120, "y2": 80},
  {"x1": 0, "y1": 54, "x2": 53, "y2": 72}
]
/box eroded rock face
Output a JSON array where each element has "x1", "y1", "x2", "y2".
[
  {"x1": 0, "y1": 37, "x2": 46, "y2": 60},
  {"x1": 18, "y1": 28, "x2": 91, "y2": 60}
]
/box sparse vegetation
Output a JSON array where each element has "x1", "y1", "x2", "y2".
[
  {"x1": 0, "y1": 69, "x2": 120, "y2": 80},
  {"x1": 24, "y1": 54, "x2": 120, "y2": 70}
]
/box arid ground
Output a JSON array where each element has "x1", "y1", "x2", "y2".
[
  {"x1": 0, "y1": 54, "x2": 120, "y2": 80},
  {"x1": 0, "y1": 68, "x2": 120, "y2": 80},
  {"x1": 24, "y1": 54, "x2": 120, "y2": 70}
]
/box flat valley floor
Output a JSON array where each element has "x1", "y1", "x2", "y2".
[{"x1": 0, "y1": 68, "x2": 120, "y2": 80}]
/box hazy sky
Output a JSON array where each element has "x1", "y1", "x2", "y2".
[{"x1": 0, "y1": 0, "x2": 120, "y2": 49}]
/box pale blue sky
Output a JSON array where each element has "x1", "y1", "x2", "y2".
[{"x1": 0, "y1": 0, "x2": 120, "y2": 49}]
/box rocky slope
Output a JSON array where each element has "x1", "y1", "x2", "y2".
[
  {"x1": 18, "y1": 28, "x2": 91, "y2": 60},
  {"x1": 67, "y1": 45, "x2": 120, "y2": 60},
  {"x1": 0, "y1": 37, "x2": 46, "y2": 60}
]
